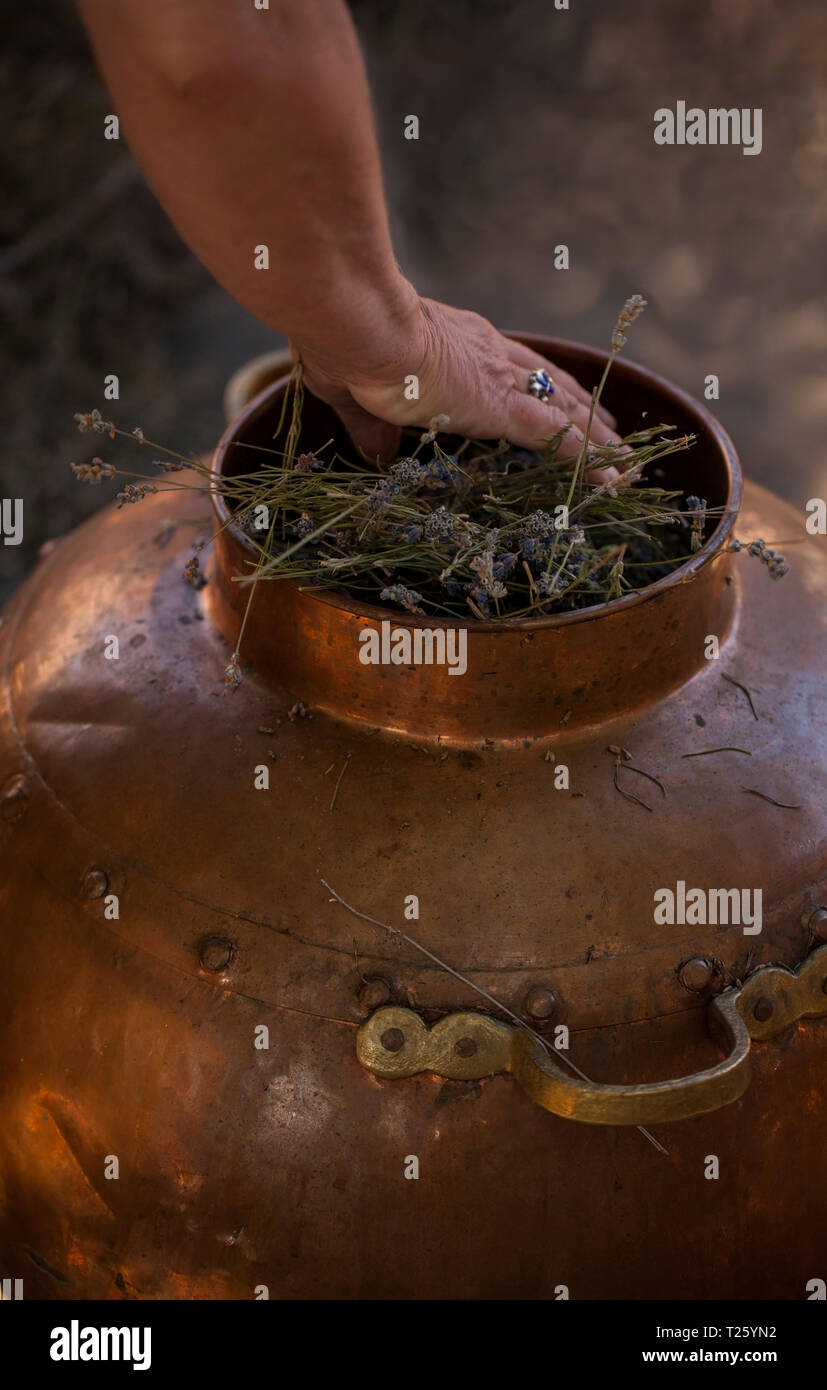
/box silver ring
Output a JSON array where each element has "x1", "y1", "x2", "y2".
[{"x1": 527, "y1": 368, "x2": 555, "y2": 402}]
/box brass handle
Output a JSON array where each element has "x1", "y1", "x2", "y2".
[
  {"x1": 510, "y1": 992, "x2": 749, "y2": 1124},
  {"x1": 356, "y1": 945, "x2": 827, "y2": 1126}
]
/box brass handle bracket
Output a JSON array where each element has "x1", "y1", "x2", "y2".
[{"x1": 356, "y1": 945, "x2": 827, "y2": 1126}]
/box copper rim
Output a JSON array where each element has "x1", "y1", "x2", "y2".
[{"x1": 210, "y1": 333, "x2": 742, "y2": 632}]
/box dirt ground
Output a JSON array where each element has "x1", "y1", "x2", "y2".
[{"x1": 2, "y1": 0, "x2": 825, "y2": 603}]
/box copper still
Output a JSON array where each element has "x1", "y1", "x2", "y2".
[{"x1": 1, "y1": 336, "x2": 825, "y2": 1301}]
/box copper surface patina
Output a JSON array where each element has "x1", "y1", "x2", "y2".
[{"x1": 0, "y1": 338, "x2": 825, "y2": 1300}]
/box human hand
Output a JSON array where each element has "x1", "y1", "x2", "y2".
[{"x1": 292, "y1": 287, "x2": 622, "y2": 478}]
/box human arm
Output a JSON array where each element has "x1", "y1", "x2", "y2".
[{"x1": 77, "y1": 0, "x2": 617, "y2": 461}]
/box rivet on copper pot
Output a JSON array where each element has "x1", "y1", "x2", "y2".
[
  {"x1": 82, "y1": 866, "x2": 110, "y2": 900},
  {"x1": 380, "y1": 1028, "x2": 405, "y2": 1054},
  {"x1": 678, "y1": 957, "x2": 716, "y2": 992},
  {"x1": 358, "y1": 977, "x2": 391, "y2": 1011},
  {"x1": 454, "y1": 1036, "x2": 477, "y2": 1058},
  {"x1": 199, "y1": 937, "x2": 235, "y2": 973},
  {"x1": 808, "y1": 907, "x2": 827, "y2": 942},
  {"x1": 523, "y1": 986, "x2": 557, "y2": 1021},
  {"x1": 1, "y1": 773, "x2": 30, "y2": 823},
  {"x1": 753, "y1": 998, "x2": 774, "y2": 1023}
]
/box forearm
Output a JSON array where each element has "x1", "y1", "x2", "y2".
[
  {"x1": 77, "y1": 0, "x2": 617, "y2": 460},
  {"x1": 77, "y1": 0, "x2": 415, "y2": 358}
]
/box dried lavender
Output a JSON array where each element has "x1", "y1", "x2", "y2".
[
  {"x1": 70, "y1": 458, "x2": 114, "y2": 484},
  {"x1": 611, "y1": 294, "x2": 648, "y2": 353},
  {"x1": 68, "y1": 394, "x2": 706, "y2": 619},
  {"x1": 728, "y1": 536, "x2": 789, "y2": 579},
  {"x1": 183, "y1": 555, "x2": 205, "y2": 589},
  {"x1": 379, "y1": 584, "x2": 425, "y2": 614},
  {"x1": 116, "y1": 482, "x2": 158, "y2": 508},
  {"x1": 685, "y1": 495, "x2": 707, "y2": 552},
  {"x1": 224, "y1": 656, "x2": 242, "y2": 690},
  {"x1": 70, "y1": 298, "x2": 788, "y2": 630},
  {"x1": 74, "y1": 408, "x2": 115, "y2": 437}
]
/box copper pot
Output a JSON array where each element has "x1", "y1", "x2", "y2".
[{"x1": 1, "y1": 336, "x2": 825, "y2": 1300}]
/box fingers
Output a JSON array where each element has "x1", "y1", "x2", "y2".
[
  {"x1": 504, "y1": 372, "x2": 618, "y2": 453},
  {"x1": 496, "y1": 387, "x2": 621, "y2": 483},
  {"x1": 502, "y1": 390, "x2": 590, "y2": 459},
  {"x1": 548, "y1": 389, "x2": 618, "y2": 449},
  {"x1": 504, "y1": 339, "x2": 617, "y2": 431},
  {"x1": 584, "y1": 463, "x2": 620, "y2": 485},
  {"x1": 331, "y1": 398, "x2": 402, "y2": 465},
  {"x1": 299, "y1": 364, "x2": 402, "y2": 465}
]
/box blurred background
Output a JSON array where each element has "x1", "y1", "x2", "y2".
[{"x1": 1, "y1": 0, "x2": 825, "y2": 603}]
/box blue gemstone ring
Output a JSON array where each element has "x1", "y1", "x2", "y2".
[{"x1": 527, "y1": 368, "x2": 555, "y2": 402}]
